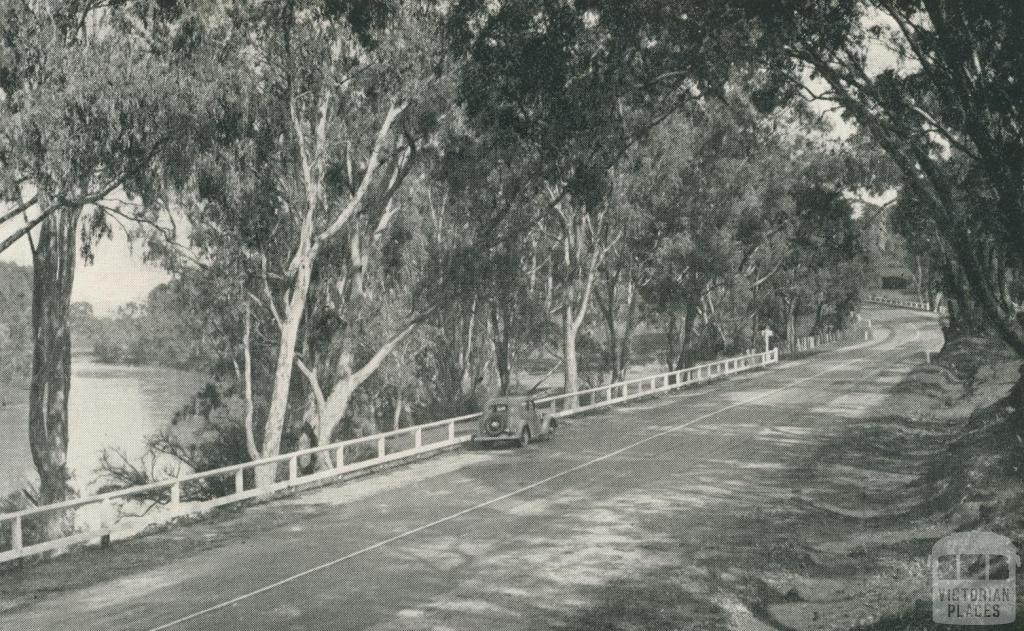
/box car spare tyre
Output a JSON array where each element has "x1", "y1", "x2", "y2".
[{"x1": 485, "y1": 416, "x2": 505, "y2": 436}]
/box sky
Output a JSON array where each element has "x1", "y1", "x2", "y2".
[{"x1": 0, "y1": 217, "x2": 170, "y2": 315}]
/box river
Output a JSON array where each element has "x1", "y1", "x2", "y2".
[{"x1": 0, "y1": 355, "x2": 205, "y2": 500}]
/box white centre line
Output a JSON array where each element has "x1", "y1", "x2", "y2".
[{"x1": 147, "y1": 319, "x2": 921, "y2": 630}]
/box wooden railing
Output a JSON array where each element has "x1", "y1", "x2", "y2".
[
  {"x1": 1, "y1": 347, "x2": 789, "y2": 564},
  {"x1": 865, "y1": 295, "x2": 933, "y2": 312},
  {"x1": 786, "y1": 325, "x2": 872, "y2": 354},
  {"x1": 0, "y1": 412, "x2": 480, "y2": 564},
  {"x1": 534, "y1": 348, "x2": 779, "y2": 417}
]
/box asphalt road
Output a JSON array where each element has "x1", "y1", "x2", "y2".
[{"x1": 1, "y1": 305, "x2": 942, "y2": 631}]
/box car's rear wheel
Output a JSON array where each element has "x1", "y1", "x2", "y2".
[{"x1": 519, "y1": 426, "x2": 531, "y2": 447}]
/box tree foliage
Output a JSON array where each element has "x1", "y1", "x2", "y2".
[{"x1": 13, "y1": 0, "x2": 1010, "y2": 506}]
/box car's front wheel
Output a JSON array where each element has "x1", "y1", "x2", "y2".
[{"x1": 519, "y1": 426, "x2": 531, "y2": 447}]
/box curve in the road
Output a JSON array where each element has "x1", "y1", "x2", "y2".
[{"x1": 147, "y1": 314, "x2": 922, "y2": 631}]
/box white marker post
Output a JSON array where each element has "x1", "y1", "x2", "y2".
[{"x1": 762, "y1": 327, "x2": 773, "y2": 354}]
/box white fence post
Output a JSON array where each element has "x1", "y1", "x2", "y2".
[
  {"x1": 170, "y1": 481, "x2": 181, "y2": 516},
  {"x1": 0, "y1": 343, "x2": 808, "y2": 565},
  {"x1": 99, "y1": 497, "x2": 113, "y2": 547},
  {"x1": 12, "y1": 515, "x2": 23, "y2": 554}
]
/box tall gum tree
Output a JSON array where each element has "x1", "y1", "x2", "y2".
[
  {"x1": 549, "y1": 1, "x2": 1024, "y2": 359},
  {"x1": 449, "y1": 0, "x2": 707, "y2": 397},
  {"x1": 161, "y1": 1, "x2": 452, "y2": 481},
  {"x1": 0, "y1": 0, "x2": 187, "y2": 524}
]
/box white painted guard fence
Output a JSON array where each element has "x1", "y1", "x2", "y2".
[
  {"x1": 788, "y1": 326, "x2": 871, "y2": 353},
  {"x1": 865, "y1": 295, "x2": 933, "y2": 312},
  {"x1": 1, "y1": 345, "x2": 795, "y2": 564}
]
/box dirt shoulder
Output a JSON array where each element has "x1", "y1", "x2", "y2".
[{"x1": 730, "y1": 334, "x2": 1024, "y2": 630}]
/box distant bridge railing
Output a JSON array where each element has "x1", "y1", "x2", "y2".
[
  {"x1": 1, "y1": 347, "x2": 784, "y2": 564},
  {"x1": 865, "y1": 295, "x2": 933, "y2": 312}
]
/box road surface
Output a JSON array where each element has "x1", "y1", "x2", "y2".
[{"x1": 0, "y1": 305, "x2": 941, "y2": 631}]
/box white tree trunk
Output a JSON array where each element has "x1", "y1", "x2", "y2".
[
  {"x1": 563, "y1": 308, "x2": 579, "y2": 401},
  {"x1": 256, "y1": 253, "x2": 314, "y2": 487},
  {"x1": 315, "y1": 318, "x2": 421, "y2": 449}
]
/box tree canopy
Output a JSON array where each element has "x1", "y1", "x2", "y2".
[{"x1": 3, "y1": 0, "x2": 1018, "y2": 510}]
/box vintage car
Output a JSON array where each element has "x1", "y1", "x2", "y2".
[{"x1": 474, "y1": 395, "x2": 556, "y2": 447}]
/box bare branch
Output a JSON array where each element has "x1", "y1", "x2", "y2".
[
  {"x1": 242, "y1": 301, "x2": 260, "y2": 460},
  {"x1": 261, "y1": 254, "x2": 284, "y2": 328},
  {"x1": 297, "y1": 101, "x2": 408, "y2": 273},
  {"x1": 295, "y1": 356, "x2": 327, "y2": 423},
  {"x1": 0, "y1": 194, "x2": 38, "y2": 227},
  {"x1": 348, "y1": 305, "x2": 436, "y2": 390},
  {"x1": 0, "y1": 208, "x2": 48, "y2": 255}
]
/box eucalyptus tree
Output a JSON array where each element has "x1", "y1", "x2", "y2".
[
  {"x1": 448, "y1": 0, "x2": 709, "y2": 396},
  {"x1": 766, "y1": 1, "x2": 1024, "y2": 355},
  {"x1": 889, "y1": 181, "x2": 987, "y2": 332},
  {"x1": 0, "y1": 0, "x2": 191, "y2": 518},
  {"x1": 761, "y1": 185, "x2": 866, "y2": 348},
  {"x1": 148, "y1": 1, "x2": 456, "y2": 479},
  {"x1": 585, "y1": 0, "x2": 1024, "y2": 357},
  {"x1": 419, "y1": 123, "x2": 552, "y2": 400},
  {"x1": 619, "y1": 96, "x2": 788, "y2": 369},
  {"x1": 593, "y1": 175, "x2": 653, "y2": 382}
]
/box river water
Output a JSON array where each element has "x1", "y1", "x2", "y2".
[{"x1": 0, "y1": 356, "x2": 205, "y2": 500}]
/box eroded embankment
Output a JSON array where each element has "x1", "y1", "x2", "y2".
[{"x1": 743, "y1": 334, "x2": 1024, "y2": 630}]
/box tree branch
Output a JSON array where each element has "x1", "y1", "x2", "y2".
[
  {"x1": 0, "y1": 194, "x2": 39, "y2": 227},
  {"x1": 295, "y1": 356, "x2": 327, "y2": 423},
  {"x1": 348, "y1": 305, "x2": 435, "y2": 390},
  {"x1": 294, "y1": 100, "x2": 408, "y2": 274},
  {"x1": 242, "y1": 301, "x2": 260, "y2": 460}
]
